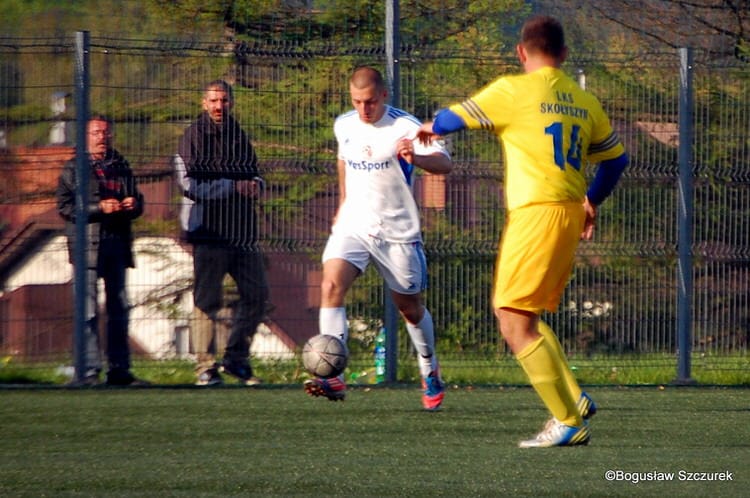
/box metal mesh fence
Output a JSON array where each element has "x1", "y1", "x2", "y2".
[{"x1": 0, "y1": 34, "x2": 748, "y2": 381}]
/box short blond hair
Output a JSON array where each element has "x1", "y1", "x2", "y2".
[{"x1": 349, "y1": 66, "x2": 385, "y2": 91}]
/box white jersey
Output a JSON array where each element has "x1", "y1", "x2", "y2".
[{"x1": 333, "y1": 105, "x2": 449, "y2": 242}]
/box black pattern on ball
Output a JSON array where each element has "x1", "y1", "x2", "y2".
[{"x1": 302, "y1": 334, "x2": 348, "y2": 378}]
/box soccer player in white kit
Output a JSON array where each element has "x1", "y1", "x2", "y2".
[{"x1": 304, "y1": 66, "x2": 453, "y2": 410}]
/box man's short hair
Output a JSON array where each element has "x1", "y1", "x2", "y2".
[
  {"x1": 89, "y1": 114, "x2": 112, "y2": 125},
  {"x1": 88, "y1": 114, "x2": 113, "y2": 133},
  {"x1": 520, "y1": 15, "x2": 566, "y2": 58},
  {"x1": 350, "y1": 66, "x2": 386, "y2": 91},
  {"x1": 205, "y1": 79, "x2": 234, "y2": 100}
]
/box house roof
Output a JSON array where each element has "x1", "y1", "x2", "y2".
[
  {"x1": 0, "y1": 147, "x2": 177, "y2": 281},
  {"x1": 0, "y1": 208, "x2": 62, "y2": 282}
]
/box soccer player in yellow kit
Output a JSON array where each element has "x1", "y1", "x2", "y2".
[{"x1": 419, "y1": 15, "x2": 628, "y2": 447}]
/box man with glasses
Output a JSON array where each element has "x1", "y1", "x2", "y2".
[{"x1": 57, "y1": 115, "x2": 146, "y2": 386}]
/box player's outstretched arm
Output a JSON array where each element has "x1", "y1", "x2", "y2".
[
  {"x1": 418, "y1": 108, "x2": 467, "y2": 145},
  {"x1": 417, "y1": 121, "x2": 440, "y2": 146}
]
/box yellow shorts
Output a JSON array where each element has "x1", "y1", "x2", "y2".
[{"x1": 492, "y1": 202, "x2": 585, "y2": 313}]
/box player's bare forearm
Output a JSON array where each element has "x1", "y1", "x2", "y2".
[
  {"x1": 414, "y1": 153, "x2": 452, "y2": 175},
  {"x1": 396, "y1": 137, "x2": 451, "y2": 174}
]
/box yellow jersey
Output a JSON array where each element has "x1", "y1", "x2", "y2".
[{"x1": 449, "y1": 66, "x2": 624, "y2": 211}]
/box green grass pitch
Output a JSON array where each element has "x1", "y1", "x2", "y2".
[{"x1": 1, "y1": 385, "x2": 747, "y2": 497}]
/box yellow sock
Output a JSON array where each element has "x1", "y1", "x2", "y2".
[
  {"x1": 538, "y1": 320, "x2": 582, "y2": 401},
  {"x1": 516, "y1": 336, "x2": 582, "y2": 426}
]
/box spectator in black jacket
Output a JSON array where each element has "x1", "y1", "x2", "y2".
[
  {"x1": 57, "y1": 115, "x2": 146, "y2": 386},
  {"x1": 175, "y1": 80, "x2": 268, "y2": 386}
]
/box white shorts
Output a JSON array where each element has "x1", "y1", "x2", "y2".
[{"x1": 322, "y1": 232, "x2": 427, "y2": 295}]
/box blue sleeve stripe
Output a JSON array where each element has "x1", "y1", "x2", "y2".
[
  {"x1": 398, "y1": 156, "x2": 414, "y2": 186},
  {"x1": 589, "y1": 131, "x2": 621, "y2": 154},
  {"x1": 389, "y1": 106, "x2": 422, "y2": 126},
  {"x1": 388, "y1": 106, "x2": 406, "y2": 118}
]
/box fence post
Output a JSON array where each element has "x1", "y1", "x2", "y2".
[
  {"x1": 675, "y1": 47, "x2": 696, "y2": 385},
  {"x1": 73, "y1": 31, "x2": 90, "y2": 383},
  {"x1": 383, "y1": 0, "x2": 400, "y2": 383}
]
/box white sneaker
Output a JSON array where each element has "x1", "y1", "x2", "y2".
[
  {"x1": 537, "y1": 391, "x2": 598, "y2": 435},
  {"x1": 518, "y1": 418, "x2": 590, "y2": 448}
]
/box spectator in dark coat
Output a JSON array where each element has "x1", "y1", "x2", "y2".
[
  {"x1": 175, "y1": 80, "x2": 268, "y2": 386},
  {"x1": 57, "y1": 115, "x2": 146, "y2": 386}
]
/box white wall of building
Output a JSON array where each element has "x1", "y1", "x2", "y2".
[{"x1": 4, "y1": 235, "x2": 294, "y2": 360}]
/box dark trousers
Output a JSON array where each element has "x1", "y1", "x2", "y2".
[
  {"x1": 192, "y1": 244, "x2": 268, "y2": 363},
  {"x1": 80, "y1": 239, "x2": 131, "y2": 375}
]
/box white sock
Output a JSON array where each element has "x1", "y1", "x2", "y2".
[
  {"x1": 319, "y1": 307, "x2": 349, "y2": 381},
  {"x1": 405, "y1": 308, "x2": 438, "y2": 377},
  {"x1": 319, "y1": 306, "x2": 348, "y2": 347}
]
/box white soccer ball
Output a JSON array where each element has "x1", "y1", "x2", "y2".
[{"x1": 302, "y1": 334, "x2": 348, "y2": 379}]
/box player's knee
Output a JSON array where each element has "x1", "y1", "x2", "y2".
[
  {"x1": 194, "y1": 299, "x2": 221, "y2": 317},
  {"x1": 320, "y1": 278, "x2": 346, "y2": 302},
  {"x1": 398, "y1": 302, "x2": 424, "y2": 325}
]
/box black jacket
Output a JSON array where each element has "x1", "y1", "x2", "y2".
[
  {"x1": 56, "y1": 149, "x2": 143, "y2": 268},
  {"x1": 176, "y1": 112, "x2": 262, "y2": 248}
]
